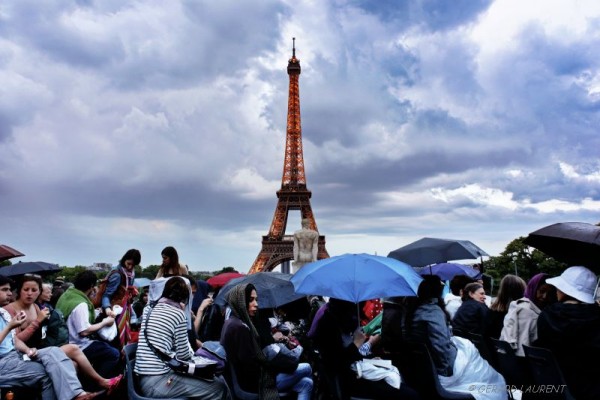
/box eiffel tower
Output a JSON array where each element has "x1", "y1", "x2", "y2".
[{"x1": 249, "y1": 39, "x2": 329, "y2": 274}]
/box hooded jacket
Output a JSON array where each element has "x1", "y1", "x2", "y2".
[{"x1": 536, "y1": 302, "x2": 600, "y2": 400}]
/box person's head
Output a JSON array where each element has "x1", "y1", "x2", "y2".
[
  {"x1": 301, "y1": 218, "x2": 310, "y2": 229},
  {"x1": 418, "y1": 275, "x2": 445, "y2": 300},
  {"x1": 73, "y1": 270, "x2": 98, "y2": 293},
  {"x1": 161, "y1": 276, "x2": 190, "y2": 305},
  {"x1": 328, "y1": 297, "x2": 358, "y2": 332},
  {"x1": 245, "y1": 284, "x2": 259, "y2": 317},
  {"x1": 16, "y1": 274, "x2": 43, "y2": 304},
  {"x1": 161, "y1": 246, "x2": 179, "y2": 268},
  {"x1": 119, "y1": 249, "x2": 141, "y2": 271},
  {"x1": 524, "y1": 273, "x2": 557, "y2": 309},
  {"x1": 226, "y1": 283, "x2": 259, "y2": 321},
  {"x1": 449, "y1": 274, "x2": 476, "y2": 296},
  {"x1": 546, "y1": 266, "x2": 598, "y2": 304},
  {"x1": 38, "y1": 283, "x2": 53, "y2": 304},
  {"x1": 0, "y1": 276, "x2": 15, "y2": 306},
  {"x1": 462, "y1": 282, "x2": 486, "y2": 303},
  {"x1": 183, "y1": 275, "x2": 197, "y2": 294},
  {"x1": 491, "y1": 274, "x2": 527, "y2": 312},
  {"x1": 53, "y1": 276, "x2": 65, "y2": 287}
]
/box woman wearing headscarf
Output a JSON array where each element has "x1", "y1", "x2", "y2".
[
  {"x1": 500, "y1": 273, "x2": 556, "y2": 356},
  {"x1": 220, "y1": 283, "x2": 313, "y2": 400}
]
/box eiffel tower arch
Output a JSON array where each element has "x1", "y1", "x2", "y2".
[{"x1": 249, "y1": 40, "x2": 329, "y2": 274}]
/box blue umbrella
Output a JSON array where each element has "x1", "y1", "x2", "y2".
[
  {"x1": 417, "y1": 262, "x2": 481, "y2": 281},
  {"x1": 291, "y1": 253, "x2": 422, "y2": 303}
]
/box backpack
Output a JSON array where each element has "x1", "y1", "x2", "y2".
[
  {"x1": 41, "y1": 307, "x2": 69, "y2": 348},
  {"x1": 197, "y1": 304, "x2": 225, "y2": 342},
  {"x1": 92, "y1": 269, "x2": 127, "y2": 308}
]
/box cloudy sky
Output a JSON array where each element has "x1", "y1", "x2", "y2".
[{"x1": 1, "y1": 0, "x2": 599, "y2": 272}]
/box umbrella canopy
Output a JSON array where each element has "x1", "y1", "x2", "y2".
[
  {"x1": 133, "y1": 277, "x2": 152, "y2": 288},
  {"x1": 0, "y1": 261, "x2": 61, "y2": 277},
  {"x1": 214, "y1": 272, "x2": 303, "y2": 309},
  {"x1": 388, "y1": 237, "x2": 489, "y2": 268},
  {"x1": 0, "y1": 245, "x2": 25, "y2": 262},
  {"x1": 524, "y1": 222, "x2": 600, "y2": 269},
  {"x1": 291, "y1": 253, "x2": 423, "y2": 303},
  {"x1": 206, "y1": 272, "x2": 245, "y2": 289},
  {"x1": 417, "y1": 263, "x2": 481, "y2": 281}
]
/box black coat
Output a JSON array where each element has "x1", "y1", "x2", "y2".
[{"x1": 535, "y1": 302, "x2": 600, "y2": 400}]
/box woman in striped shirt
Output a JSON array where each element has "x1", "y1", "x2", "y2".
[{"x1": 135, "y1": 276, "x2": 230, "y2": 399}]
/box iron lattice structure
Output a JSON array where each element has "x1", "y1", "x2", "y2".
[{"x1": 249, "y1": 41, "x2": 329, "y2": 274}]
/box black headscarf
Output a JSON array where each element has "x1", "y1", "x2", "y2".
[{"x1": 227, "y1": 283, "x2": 279, "y2": 400}]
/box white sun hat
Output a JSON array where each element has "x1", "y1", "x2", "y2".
[{"x1": 546, "y1": 266, "x2": 599, "y2": 304}]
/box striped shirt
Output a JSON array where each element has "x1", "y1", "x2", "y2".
[{"x1": 134, "y1": 301, "x2": 192, "y2": 376}]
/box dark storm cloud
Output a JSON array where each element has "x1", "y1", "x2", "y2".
[{"x1": 352, "y1": 0, "x2": 493, "y2": 31}]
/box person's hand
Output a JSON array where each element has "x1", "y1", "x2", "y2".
[
  {"x1": 105, "y1": 308, "x2": 116, "y2": 318},
  {"x1": 36, "y1": 307, "x2": 50, "y2": 323},
  {"x1": 9, "y1": 311, "x2": 27, "y2": 329},
  {"x1": 273, "y1": 331, "x2": 288, "y2": 343},
  {"x1": 197, "y1": 298, "x2": 213, "y2": 316},
  {"x1": 352, "y1": 326, "x2": 366, "y2": 348},
  {"x1": 27, "y1": 347, "x2": 38, "y2": 359},
  {"x1": 368, "y1": 333, "x2": 381, "y2": 347},
  {"x1": 103, "y1": 316, "x2": 115, "y2": 326}
]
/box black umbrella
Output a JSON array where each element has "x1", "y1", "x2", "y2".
[
  {"x1": 524, "y1": 222, "x2": 600, "y2": 269},
  {"x1": 214, "y1": 272, "x2": 304, "y2": 309},
  {"x1": 388, "y1": 237, "x2": 489, "y2": 268},
  {"x1": 0, "y1": 261, "x2": 62, "y2": 277}
]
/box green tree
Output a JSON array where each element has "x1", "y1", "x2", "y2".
[{"x1": 483, "y1": 237, "x2": 566, "y2": 285}]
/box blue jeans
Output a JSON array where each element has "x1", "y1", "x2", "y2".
[{"x1": 276, "y1": 362, "x2": 313, "y2": 400}]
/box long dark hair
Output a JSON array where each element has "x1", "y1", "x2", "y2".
[
  {"x1": 120, "y1": 249, "x2": 141, "y2": 266},
  {"x1": 160, "y1": 246, "x2": 180, "y2": 275}
]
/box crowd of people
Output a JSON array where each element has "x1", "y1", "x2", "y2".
[{"x1": 1, "y1": 247, "x2": 599, "y2": 400}]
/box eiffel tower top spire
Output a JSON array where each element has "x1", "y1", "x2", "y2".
[{"x1": 282, "y1": 37, "x2": 305, "y2": 188}]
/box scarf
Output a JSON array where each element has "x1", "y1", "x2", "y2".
[
  {"x1": 227, "y1": 284, "x2": 279, "y2": 400},
  {"x1": 55, "y1": 287, "x2": 95, "y2": 324},
  {"x1": 524, "y1": 273, "x2": 549, "y2": 304}
]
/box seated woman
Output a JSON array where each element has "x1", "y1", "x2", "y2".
[
  {"x1": 500, "y1": 273, "x2": 556, "y2": 356},
  {"x1": 3, "y1": 274, "x2": 122, "y2": 393},
  {"x1": 452, "y1": 282, "x2": 490, "y2": 335},
  {"x1": 135, "y1": 276, "x2": 230, "y2": 399},
  {"x1": 488, "y1": 275, "x2": 526, "y2": 339},
  {"x1": 402, "y1": 275, "x2": 506, "y2": 400},
  {"x1": 220, "y1": 283, "x2": 313, "y2": 400},
  {"x1": 311, "y1": 297, "x2": 420, "y2": 400}
]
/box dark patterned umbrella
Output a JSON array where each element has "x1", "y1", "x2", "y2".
[
  {"x1": 388, "y1": 237, "x2": 489, "y2": 268},
  {"x1": 0, "y1": 261, "x2": 61, "y2": 277},
  {"x1": 524, "y1": 222, "x2": 600, "y2": 269}
]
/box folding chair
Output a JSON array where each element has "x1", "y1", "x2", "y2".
[
  {"x1": 488, "y1": 338, "x2": 533, "y2": 399},
  {"x1": 400, "y1": 341, "x2": 474, "y2": 400},
  {"x1": 123, "y1": 343, "x2": 185, "y2": 400},
  {"x1": 522, "y1": 344, "x2": 575, "y2": 400}
]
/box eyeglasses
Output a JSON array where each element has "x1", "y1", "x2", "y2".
[{"x1": 23, "y1": 273, "x2": 42, "y2": 279}]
